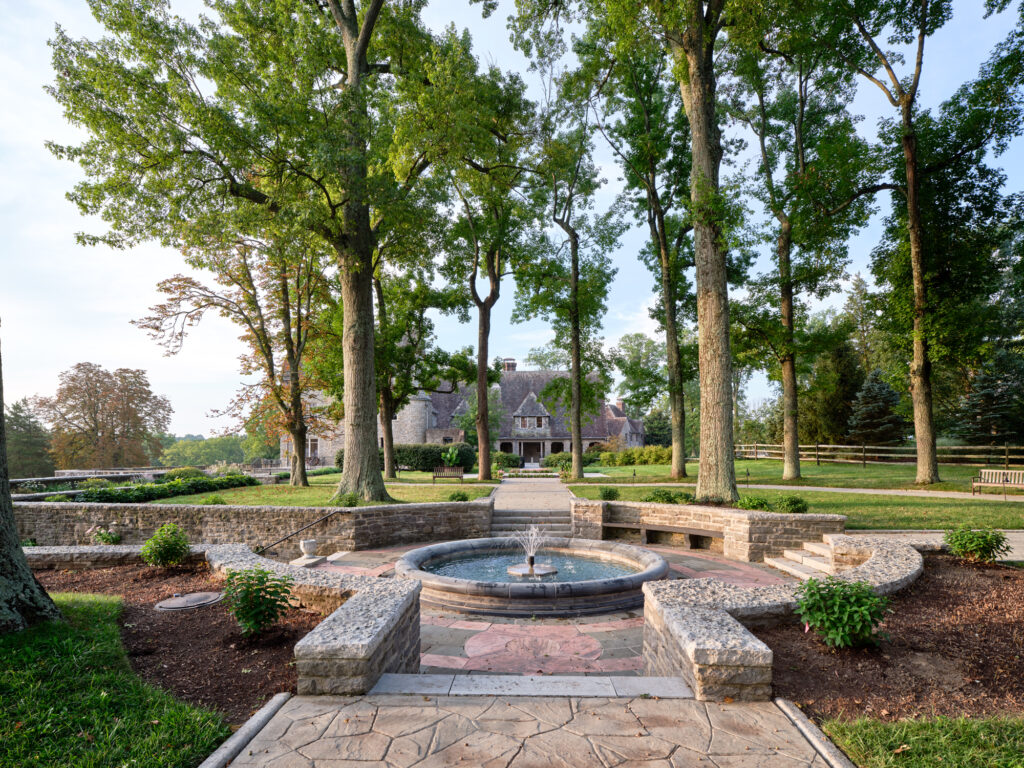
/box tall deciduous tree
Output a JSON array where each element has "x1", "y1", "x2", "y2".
[
  {"x1": 3, "y1": 399, "x2": 54, "y2": 479},
  {"x1": 35, "y1": 363, "x2": 171, "y2": 470},
  {"x1": 48, "y1": 0, "x2": 451, "y2": 500},
  {"x1": 610, "y1": 333, "x2": 670, "y2": 420},
  {"x1": 1, "y1": 332, "x2": 61, "y2": 634},
  {"x1": 136, "y1": 232, "x2": 330, "y2": 486}
]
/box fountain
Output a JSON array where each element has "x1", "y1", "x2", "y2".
[{"x1": 507, "y1": 525, "x2": 558, "y2": 577}]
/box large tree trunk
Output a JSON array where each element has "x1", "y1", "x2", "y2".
[
  {"x1": 777, "y1": 221, "x2": 801, "y2": 480},
  {"x1": 659, "y1": 248, "x2": 688, "y2": 479},
  {"x1": 0, "y1": 335, "x2": 61, "y2": 634},
  {"x1": 668, "y1": 26, "x2": 738, "y2": 503},
  {"x1": 901, "y1": 106, "x2": 940, "y2": 484},
  {"x1": 380, "y1": 394, "x2": 397, "y2": 480},
  {"x1": 289, "y1": 423, "x2": 309, "y2": 487},
  {"x1": 569, "y1": 236, "x2": 584, "y2": 481},
  {"x1": 475, "y1": 303, "x2": 493, "y2": 480}
]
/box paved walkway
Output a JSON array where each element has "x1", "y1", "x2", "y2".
[
  {"x1": 231, "y1": 694, "x2": 829, "y2": 767},
  {"x1": 490, "y1": 478, "x2": 574, "y2": 536},
  {"x1": 599, "y1": 480, "x2": 1024, "y2": 502}
]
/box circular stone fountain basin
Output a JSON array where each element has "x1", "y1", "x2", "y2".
[{"x1": 395, "y1": 537, "x2": 669, "y2": 617}]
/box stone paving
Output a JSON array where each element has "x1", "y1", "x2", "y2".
[{"x1": 230, "y1": 694, "x2": 829, "y2": 767}]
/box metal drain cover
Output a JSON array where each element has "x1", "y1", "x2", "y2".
[{"x1": 155, "y1": 591, "x2": 224, "y2": 611}]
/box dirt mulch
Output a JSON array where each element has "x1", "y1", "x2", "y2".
[
  {"x1": 35, "y1": 563, "x2": 322, "y2": 725},
  {"x1": 755, "y1": 554, "x2": 1024, "y2": 721}
]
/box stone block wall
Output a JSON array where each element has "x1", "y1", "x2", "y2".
[{"x1": 14, "y1": 497, "x2": 493, "y2": 560}]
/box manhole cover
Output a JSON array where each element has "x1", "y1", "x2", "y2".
[{"x1": 155, "y1": 591, "x2": 224, "y2": 611}]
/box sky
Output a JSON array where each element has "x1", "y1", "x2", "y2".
[{"x1": 1, "y1": 0, "x2": 1021, "y2": 437}]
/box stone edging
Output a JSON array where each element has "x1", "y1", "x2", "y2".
[
  {"x1": 775, "y1": 698, "x2": 857, "y2": 768},
  {"x1": 642, "y1": 536, "x2": 935, "y2": 702},
  {"x1": 197, "y1": 692, "x2": 292, "y2": 768}
]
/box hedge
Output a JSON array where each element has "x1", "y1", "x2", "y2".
[
  {"x1": 334, "y1": 443, "x2": 476, "y2": 472},
  {"x1": 77, "y1": 474, "x2": 260, "y2": 503},
  {"x1": 598, "y1": 446, "x2": 672, "y2": 466}
]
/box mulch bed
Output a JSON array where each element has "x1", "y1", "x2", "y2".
[
  {"x1": 35, "y1": 562, "x2": 321, "y2": 725},
  {"x1": 755, "y1": 554, "x2": 1024, "y2": 721}
]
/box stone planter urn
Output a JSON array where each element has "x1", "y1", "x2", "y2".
[{"x1": 299, "y1": 539, "x2": 318, "y2": 556}]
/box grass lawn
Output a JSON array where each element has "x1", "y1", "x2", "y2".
[
  {"x1": 305, "y1": 472, "x2": 499, "y2": 486},
  {"x1": 569, "y1": 484, "x2": 1024, "y2": 529},
  {"x1": 582, "y1": 459, "x2": 1017, "y2": 494},
  {"x1": 0, "y1": 593, "x2": 229, "y2": 768},
  {"x1": 156, "y1": 482, "x2": 494, "y2": 507},
  {"x1": 824, "y1": 716, "x2": 1024, "y2": 768}
]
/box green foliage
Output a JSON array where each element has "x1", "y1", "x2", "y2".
[
  {"x1": 448, "y1": 490, "x2": 470, "y2": 502},
  {"x1": 943, "y1": 527, "x2": 1011, "y2": 563},
  {"x1": 78, "y1": 474, "x2": 258, "y2": 503},
  {"x1": 492, "y1": 452, "x2": 521, "y2": 470},
  {"x1": 596, "y1": 446, "x2": 672, "y2": 467},
  {"x1": 610, "y1": 334, "x2": 669, "y2": 419},
  {"x1": 542, "y1": 452, "x2": 573, "y2": 470},
  {"x1": 796, "y1": 577, "x2": 890, "y2": 649},
  {"x1": 455, "y1": 389, "x2": 505, "y2": 449},
  {"x1": 334, "y1": 443, "x2": 475, "y2": 473},
  {"x1": 199, "y1": 495, "x2": 227, "y2": 505},
  {"x1": 160, "y1": 436, "x2": 246, "y2": 468},
  {"x1": 140, "y1": 524, "x2": 191, "y2": 568},
  {"x1": 77, "y1": 477, "x2": 113, "y2": 490},
  {"x1": 599, "y1": 451, "x2": 617, "y2": 466},
  {"x1": 598, "y1": 486, "x2": 620, "y2": 501},
  {"x1": 337, "y1": 492, "x2": 360, "y2": 508},
  {"x1": 641, "y1": 488, "x2": 681, "y2": 504},
  {"x1": 90, "y1": 527, "x2": 121, "y2": 545},
  {"x1": 20, "y1": 539, "x2": 38, "y2": 547},
  {"x1": 954, "y1": 349, "x2": 1024, "y2": 446},
  {"x1": 308, "y1": 467, "x2": 341, "y2": 476},
  {"x1": 736, "y1": 495, "x2": 774, "y2": 511},
  {"x1": 223, "y1": 568, "x2": 294, "y2": 637},
  {"x1": 774, "y1": 495, "x2": 809, "y2": 515},
  {"x1": 44, "y1": 494, "x2": 71, "y2": 502},
  {"x1": 642, "y1": 410, "x2": 672, "y2": 448},
  {"x1": 162, "y1": 467, "x2": 208, "y2": 481},
  {"x1": 3, "y1": 397, "x2": 54, "y2": 479},
  {"x1": 442, "y1": 445, "x2": 460, "y2": 467},
  {"x1": 800, "y1": 334, "x2": 867, "y2": 444},
  {"x1": 848, "y1": 370, "x2": 906, "y2": 446},
  {"x1": 14, "y1": 481, "x2": 46, "y2": 494}
]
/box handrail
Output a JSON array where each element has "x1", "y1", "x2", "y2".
[{"x1": 255, "y1": 506, "x2": 349, "y2": 555}]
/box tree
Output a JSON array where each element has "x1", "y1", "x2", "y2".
[
  {"x1": 4, "y1": 399, "x2": 54, "y2": 479},
  {"x1": 136, "y1": 231, "x2": 331, "y2": 486},
  {"x1": 611, "y1": 334, "x2": 669, "y2": 419},
  {"x1": 807, "y1": 0, "x2": 1024, "y2": 483},
  {"x1": 159, "y1": 436, "x2": 246, "y2": 467},
  {"x1": 456, "y1": 387, "x2": 504, "y2": 450},
  {"x1": 35, "y1": 363, "x2": 171, "y2": 470},
  {"x1": 49, "y1": 0, "x2": 456, "y2": 499},
  {"x1": 844, "y1": 274, "x2": 878, "y2": 372},
  {"x1": 801, "y1": 338, "x2": 866, "y2": 445},
  {"x1": 848, "y1": 370, "x2": 906, "y2": 446},
  {"x1": 1, "y1": 332, "x2": 61, "y2": 634},
  {"x1": 242, "y1": 410, "x2": 281, "y2": 463},
  {"x1": 955, "y1": 350, "x2": 1024, "y2": 446},
  {"x1": 643, "y1": 409, "x2": 672, "y2": 447}
]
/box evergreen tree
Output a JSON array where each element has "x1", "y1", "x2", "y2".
[
  {"x1": 848, "y1": 371, "x2": 906, "y2": 446},
  {"x1": 642, "y1": 410, "x2": 672, "y2": 448},
  {"x1": 801, "y1": 339, "x2": 865, "y2": 445},
  {"x1": 955, "y1": 351, "x2": 1024, "y2": 446},
  {"x1": 3, "y1": 399, "x2": 53, "y2": 479}
]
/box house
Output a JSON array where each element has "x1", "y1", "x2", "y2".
[{"x1": 281, "y1": 358, "x2": 644, "y2": 466}]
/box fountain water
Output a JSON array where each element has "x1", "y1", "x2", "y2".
[{"x1": 507, "y1": 525, "x2": 558, "y2": 576}]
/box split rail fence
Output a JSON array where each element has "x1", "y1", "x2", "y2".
[{"x1": 734, "y1": 443, "x2": 1024, "y2": 468}]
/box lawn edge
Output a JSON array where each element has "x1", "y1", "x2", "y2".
[
  {"x1": 775, "y1": 698, "x2": 858, "y2": 768},
  {"x1": 197, "y1": 692, "x2": 292, "y2": 768}
]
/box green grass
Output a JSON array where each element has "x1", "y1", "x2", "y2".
[
  {"x1": 580, "y1": 460, "x2": 1018, "y2": 494},
  {"x1": 156, "y1": 482, "x2": 494, "y2": 507},
  {"x1": 305, "y1": 471, "x2": 499, "y2": 486},
  {"x1": 0, "y1": 594, "x2": 229, "y2": 768},
  {"x1": 569, "y1": 485, "x2": 1024, "y2": 529},
  {"x1": 823, "y1": 716, "x2": 1024, "y2": 767}
]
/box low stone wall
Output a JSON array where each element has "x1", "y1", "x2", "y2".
[
  {"x1": 571, "y1": 498, "x2": 845, "y2": 562},
  {"x1": 14, "y1": 497, "x2": 493, "y2": 559}
]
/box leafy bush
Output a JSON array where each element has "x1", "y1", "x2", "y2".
[
  {"x1": 199, "y1": 495, "x2": 227, "y2": 505},
  {"x1": 542, "y1": 452, "x2": 573, "y2": 470},
  {"x1": 448, "y1": 490, "x2": 470, "y2": 502},
  {"x1": 77, "y1": 478, "x2": 113, "y2": 490},
  {"x1": 307, "y1": 467, "x2": 341, "y2": 476},
  {"x1": 492, "y1": 452, "x2": 521, "y2": 470},
  {"x1": 14, "y1": 481, "x2": 46, "y2": 494},
  {"x1": 796, "y1": 577, "x2": 890, "y2": 648},
  {"x1": 641, "y1": 488, "x2": 680, "y2": 504},
  {"x1": 20, "y1": 539, "x2": 37, "y2": 547},
  {"x1": 334, "y1": 443, "x2": 476, "y2": 472},
  {"x1": 275, "y1": 470, "x2": 291, "y2": 480},
  {"x1": 89, "y1": 526, "x2": 121, "y2": 545},
  {"x1": 774, "y1": 495, "x2": 809, "y2": 515},
  {"x1": 676, "y1": 491, "x2": 696, "y2": 504},
  {"x1": 944, "y1": 527, "x2": 1011, "y2": 563},
  {"x1": 77, "y1": 473, "x2": 259, "y2": 503},
  {"x1": 223, "y1": 567, "x2": 294, "y2": 637},
  {"x1": 598, "y1": 486, "x2": 620, "y2": 501},
  {"x1": 598, "y1": 451, "x2": 617, "y2": 467},
  {"x1": 44, "y1": 494, "x2": 71, "y2": 502},
  {"x1": 140, "y1": 523, "x2": 191, "y2": 567},
  {"x1": 736, "y1": 495, "x2": 773, "y2": 511},
  {"x1": 336, "y1": 492, "x2": 360, "y2": 508},
  {"x1": 441, "y1": 445, "x2": 460, "y2": 467},
  {"x1": 162, "y1": 467, "x2": 208, "y2": 481}
]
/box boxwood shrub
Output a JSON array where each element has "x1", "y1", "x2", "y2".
[
  {"x1": 334, "y1": 443, "x2": 475, "y2": 472},
  {"x1": 77, "y1": 474, "x2": 259, "y2": 503}
]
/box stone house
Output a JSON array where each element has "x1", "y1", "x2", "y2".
[{"x1": 281, "y1": 358, "x2": 644, "y2": 466}]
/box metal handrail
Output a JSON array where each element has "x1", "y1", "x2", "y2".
[{"x1": 255, "y1": 506, "x2": 348, "y2": 555}]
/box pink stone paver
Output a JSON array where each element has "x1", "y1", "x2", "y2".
[{"x1": 578, "y1": 617, "x2": 645, "y2": 633}]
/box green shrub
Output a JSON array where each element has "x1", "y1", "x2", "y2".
[
  {"x1": 77, "y1": 473, "x2": 259, "y2": 503},
  {"x1": 140, "y1": 523, "x2": 191, "y2": 567},
  {"x1": 448, "y1": 490, "x2": 470, "y2": 502},
  {"x1": 14, "y1": 481, "x2": 45, "y2": 494},
  {"x1": 598, "y1": 486, "x2": 620, "y2": 501},
  {"x1": 20, "y1": 539, "x2": 38, "y2": 547},
  {"x1": 441, "y1": 445, "x2": 460, "y2": 467},
  {"x1": 542, "y1": 452, "x2": 573, "y2": 470},
  {"x1": 736, "y1": 495, "x2": 773, "y2": 512},
  {"x1": 162, "y1": 467, "x2": 208, "y2": 481},
  {"x1": 598, "y1": 451, "x2": 617, "y2": 467},
  {"x1": 336, "y1": 492, "x2": 360, "y2": 508},
  {"x1": 89, "y1": 526, "x2": 122, "y2": 545},
  {"x1": 44, "y1": 494, "x2": 71, "y2": 502},
  {"x1": 676, "y1": 491, "x2": 696, "y2": 504},
  {"x1": 796, "y1": 577, "x2": 890, "y2": 648},
  {"x1": 223, "y1": 567, "x2": 294, "y2": 637},
  {"x1": 641, "y1": 488, "x2": 680, "y2": 504},
  {"x1": 774, "y1": 495, "x2": 809, "y2": 515},
  {"x1": 492, "y1": 452, "x2": 521, "y2": 470},
  {"x1": 307, "y1": 467, "x2": 341, "y2": 476},
  {"x1": 334, "y1": 443, "x2": 476, "y2": 472},
  {"x1": 77, "y1": 477, "x2": 113, "y2": 489},
  {"x1": 943, "y1": 526, "x2": 1011, "y2": 563},
  {"x1": 199, "y1": 495, "x2": 227, "y2": 505},
  {"x1": 275, "y1": 470, "x2": 291, "y2": 480}
]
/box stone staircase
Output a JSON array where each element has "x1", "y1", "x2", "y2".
[
  {"x1": 490, "y1": 507, "x2": 573, "y2": 538},
  {"x1": 763, "y1": 540, "x2": 834, "y2": 581}
]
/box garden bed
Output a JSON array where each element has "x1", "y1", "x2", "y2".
[
  {"x1": 35, "y1": 562, "x2": 321, "y2": 724},
  {"x1": 754, "y1": 554, "x2": 1024, "y2": 720}
]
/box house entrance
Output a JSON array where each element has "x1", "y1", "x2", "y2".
[{"x1": 521, "y1": 442, "x2": 542, "y2": 464}]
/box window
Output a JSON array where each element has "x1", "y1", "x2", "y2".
[
  {"x1": 307, "y1": 438, "x2": 319, "y2": 458},
  {"x1": 536, "y1": 416, "x2": 543, "y2": 428},
  {"x1": 442, "y1": 436, "x2": 453, "y2": 444}
]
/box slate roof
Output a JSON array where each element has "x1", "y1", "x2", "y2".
[{"x1": 513, "y1": 392, "x2": 550, "y2": 418}]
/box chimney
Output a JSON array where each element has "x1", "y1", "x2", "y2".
[
  {"x1": 616, "y1": 399, "x2": 625, "y2": 412},
  {"x1": 502, "y1": 358, "x2": 517, "y2": 372}
]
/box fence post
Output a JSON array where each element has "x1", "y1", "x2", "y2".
[
  {"x1": 815, "y1": 443, "x2": 820, "y2": 466},
  {"x1": 1006, "y1": 441, "x2": 1010, "y2": 470},
  {"x1": 753, "y1": 442, "x2": 758, "y2": 460},
  {"x1": 862, "y1": 444, "x2": 866, "y2": 469}
]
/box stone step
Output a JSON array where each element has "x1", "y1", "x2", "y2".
[
  {"x1": 763, "y1": 556, "x2": 822, "y2": 581},
  {"x1": 781, "y1": 549, "x2": 832, "y2": 573},
  {"x1": 370, "y1": 673, "x2": 694, "y2": 699},
  {"x1": 490, "y1": 523, "x2": 572, "y2": 531},
  {"x1": 490, "y1": 527, "x2": 572, "y2": 536},
  {"x1": 491, "y1": 516, "x2": 572, "y2": 525},
  {"x1": 491, "y1": 511, "x2": 572, "y2": 520},
  {"x1": 801, "y1": 541, "x2": 832, "y2": 559}
]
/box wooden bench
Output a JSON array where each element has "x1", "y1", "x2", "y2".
[
  {"x1": 972, "y1": 469, "x2": 1024, "y2": 495},
  {"x1": 432, "y1": 466, "x2": 464, "y2": 484},
  {"x1": 602, "y1": 521, "x2": 720, "y2": 547}
]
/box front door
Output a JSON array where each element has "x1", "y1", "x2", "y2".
[{"x1": 522, "y1": 442, "x2": 542, "y2": 464}]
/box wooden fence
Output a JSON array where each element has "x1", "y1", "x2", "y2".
[{"x1": 734, "y1": 443, "x2": 1024, "y2": 468}]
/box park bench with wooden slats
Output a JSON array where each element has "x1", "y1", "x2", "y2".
[
  {"x1": 432, "y1": 465, "x2": 464, "y2": 484},
  {"x1": 602, "y1": 521, "x2": 720, "y2": 546},
  {"x1": 972, "y1": 469, "x2": 1024, "y2": 495}
]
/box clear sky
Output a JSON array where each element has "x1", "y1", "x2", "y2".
[{"x1": 1, "y1": 0, "x2": 1020, "y2": 436}]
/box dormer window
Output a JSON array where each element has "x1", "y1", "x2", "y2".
[{"x1": 536, "y1": 416, "x2": 543, "y2": 428}]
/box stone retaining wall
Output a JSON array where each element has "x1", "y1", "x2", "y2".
[
  {"x1": 571, "y1": 498, "x2": 845, "y2": 562},
  {"x1": 14, "y1": 498, "x2": 493, "y2": 559}
]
